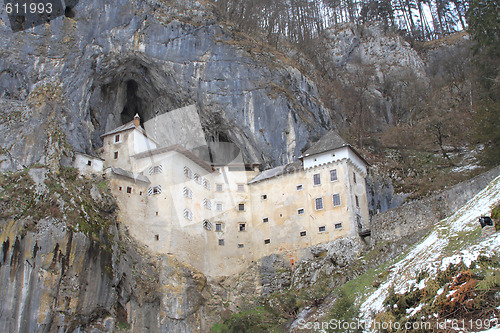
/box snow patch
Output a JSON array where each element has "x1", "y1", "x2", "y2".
[{"x1": 359, "y1": 175, "x2": 500, "y2": 326}]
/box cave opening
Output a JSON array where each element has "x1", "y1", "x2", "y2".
[
  {"x1": 64, "y1": 6, "x2": 75, "y2": 18},
  {"x1": 121, "y1": 80, "x2": 145, "y2": 127}
]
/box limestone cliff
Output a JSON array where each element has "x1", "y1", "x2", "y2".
[
  {"x1": 0, "y1": 0, "x2": 331, "y2": 172},
  {"x1": 0, "y1": 168, "x2": 222, "y2": 332}
]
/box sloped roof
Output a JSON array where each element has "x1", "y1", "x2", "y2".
[
  {"x1": 101, "y1": 121, "x2": 137, "y2": 137},
  {"x1": 110, "y1": 167, "x2": 150, "y2": 183},
  {"x1": 302, "y1": 131, "x2": 369, "y2": 166},
  {"x1": 101, "y1": 121, "x2": 158, "y2": 144},
  {"x1": 131, "y1": 144, "x2": 214, "y2": 173},
  {"x1": 74, "y1": 151, "x2": 104, "y2": 161},
  {"x1": 248, "y1": 161, "x2": 302, "y2": 184},
  {"x1": 303, "y1": 131, "x2": 347, "y2": 156}
]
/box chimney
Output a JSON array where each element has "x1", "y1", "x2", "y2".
[{"x1": 133, "y1": 113, "x2": 140, "y2": 127}]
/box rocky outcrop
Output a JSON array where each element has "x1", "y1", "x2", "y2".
[
  {"x1": 0, "y1": 168, "x2": 223, "y2": 332},
  {"x1": 321, "y1": 23, "x2": 430, "y2": 131},
  {"x1": 0, "y1": 0, "x2": 331, "y2": 171},
  {"x1": 366, "y1": 168, "x2": 408, "y2": 215}
]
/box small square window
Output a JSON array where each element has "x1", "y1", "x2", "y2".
[
  {"x1": 114, "y1": 134, "x2": 120, "y2": 143},
  {"x1": 216, "y1": 184, "x2": 223, "y2": 192},
  {"x1": 335, "y1": 223, "x2": 343, "y2": 229},
  {"x1": 315, "y1": 197, "x2": 323, "y2": 210},
  {"x1": 261, "y1": 194, "x2": 267, "y2": 200},
  {"x1": 155, "y1": 234, "x2": 159, "y2": 241},
  {"x1": 119, "y1": 186, "x2": 123, "y2": 191},
  {"x1": 333, "y1": 194, "x2": 341, "y2": 206},
  {"x1": 152, "y1": 186, "x2": 162, "y2": 195},
  {"x1": 155, "y1": 211, "x2": 158, "y2": 216},
  {"x1": 239, "y1": 223, "x2": 246, "y2": 232},
  {"x1": 355, "y1": 195, "x2": 360, "y2": 208},
  {"x1": 298, "y1": 208, "x2": 304, "y2": 215},
  {"x1": 313, "y1": 173, "x2": 321, "y2": 185},
  {"x1": 238, "y1": 203, "x2": 245, "y2": 211},
  {"x1": 114, "y1": 151, "x2": 119, "y2": 159},
  {"x1": 139, "y1": 191, "x2": 143, "y2": 196},
  {"x1": 215, "y1": 223, "x2": 222, "y2": 232},
  {"x1": 237, "y1": 184, "x2": 245, "y2": 192},
  {"x1": 238, "y1": 243, "x2": 244, "y2": 248},
  {"x1": 296, "y1": 184, "x2": 303, "y2": 191},
  {"x1": 218, "y1": 239, "x2": 224, "y2": 246},
  {"x1": 300, "y1": 231, "x2": 306, "y2": 237},
  {"x1": 319, "y1": 226, "x2": 326, "y2": 232},
  {"x1": 330, "y1": 169, "x2": 338, "y2": 182},
  {"x1": 264, "y1": 239, "x2": 270, "y2": 244},
  {"x1": 263, "y1": 217, "x2": 269, "y2": 223},
  {"x1": 216, "y1": 203, "x2": 223, "y2": 211},
  {"x1": 87, "y1": 160, "x2": 92, "y2": 166},
  {"x1": 126, "y1": 186, "x2": 132, "y2": 194}
]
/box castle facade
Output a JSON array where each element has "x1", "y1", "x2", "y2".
[{"x1": 76, "y1": 114, "x2": 370, "y2": 277}]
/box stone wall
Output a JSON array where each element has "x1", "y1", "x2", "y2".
[{"x1": 371, "y1": 166, "x2": 500, "y2": 244}]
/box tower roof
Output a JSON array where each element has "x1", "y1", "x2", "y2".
[{"x1": 302, "y1": 131, "x2": 369, "y2": 166}]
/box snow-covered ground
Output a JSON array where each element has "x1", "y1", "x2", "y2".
[{"x1": 359, "y1": 175, "x2": 500, "y2": 328}]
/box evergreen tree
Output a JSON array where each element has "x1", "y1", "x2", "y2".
[{"x1": 467, "y1": 0, "x2": 500, "y2": 165}]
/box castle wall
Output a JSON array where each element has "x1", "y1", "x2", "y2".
[
  {"x1": 101, "y1": 127, "x2": 371, "y2": 277},
  {"x1": 370, "y1": 165, "x2": 500, "y2": 244}
]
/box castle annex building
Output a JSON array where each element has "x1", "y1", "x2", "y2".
[{"x1": 75, "y1": 113, "x2": 370, "y2": 277}]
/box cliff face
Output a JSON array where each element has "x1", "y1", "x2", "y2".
[
  {"x1": 0, "y1": 0, "x2": 331, "y2": 171},
  {"x1": 0, "y1": 168, "x2": 222, "y2": 332}
]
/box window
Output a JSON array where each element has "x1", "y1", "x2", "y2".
[
  {"x1": 183, "y1": 209, "x2": 193, "y2": 221},
  {"x1": 319, "y1": 226, "x2": 326, "y2": 232},
  {"x1": 119, "y1": 186, "x2": 123, "y2": 191},
  {"x1": 313, "y1": 173, "x2": 321, "y2": 185},
  {"x1": 333, "y1": 193, "x2": 341, "y2": 206},
  {"x1": 239, "y1": 223, "x2": 246, "y2": 232},
  {"x1": 261, "y1": 194, "x2": 267, "y2": 200},
  {"x1": 114, "y1": 134, "x2": 120, "y2": 143},
  {"x1": 148, "y1": 185, "x2": 162, "y2": 196},
  {"x1": 114, "y1": 151, "x2": 118, "y2": 159},
  {"x1": 218, "y1": 239, "x2": 224, "y2": 246},
  {"x1": 237, "y1": 184, "x2": 245, "y2": 192},
  {"x1": 335, "y1": 223, "x2": 343, "y2": 229},
  {"x1": 353, "y1": 172, "x2": 357, "y2": 183},
  {"x1": 238, "y1": 244, "x2": 244, "y2": 248},
  {"x1": 238, "y1": 203, "x2": 245, "y2": 211},
  {"x1": 156, "y1": 211, "x2": 159, "y2": 216},
  {"x1": 150, "y1": 165, "x2": 163, "y2": 175},
  {"x1": 300, "y1": 231, "x2": 307, "y2": 237},
  {"x1": 183, "y1": 187, "x2": 192, "y2": 199},
  {"x1": 355, "y1": 195, "x2": 359, "y2": 208},
  {"x1": 184, "y1": 167, "x2": 192, "y2": 179},
  {"x1": 263, "y1": 217, "x2": 269, "y2": 223},
  {"x1": 194, "y1": 173, "x2": 201, "y2": 184},
  {"x1": 203, "y1": 199, "x2": 212, "y2": 210},
  {"x1": 203, "y1": 179, "x2": 210, "y2": 190},
  {"x1": 87, "y1": 160, "x2": 92, "y2": 166},
  {"x1": 126, "y1": 186, "x2": 132, "y2": 194},
  {"x1": 139, "y1": 191, "x2": 143, "y2": 196},
  {"x1": 296, "y1": 184, "x2": 303, "y2": 191},
  {"x1": 154, "y1": 234, "x2": 159, "y2": 241},
  {"x1": 215, "y1": 223, "x2": 222, "y2": 232},
  {"x1": 357, "y1": 215, "x2": 363, "y2": 230},
  {"x1": 216, "y1": 184, "x2": 223, "y2": 192},
  {"x1": 216, "y1": 203, "x2": 223, "y2": 211},
  {"x1": 298, "y1": 208, "x2": 305, "y2": 215},
  {"x1": 203, "y1": 220, "x2": 212, "y2": 231},
  {"x1": 330, "y1": 169, "x2": 338, "y2": 182},
  {"x1": 315, "y1": 197, "x2": 324, "y2": 210},
  {"x1": 264, "y1": 239, "x2": 270, "y2": 244}
]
